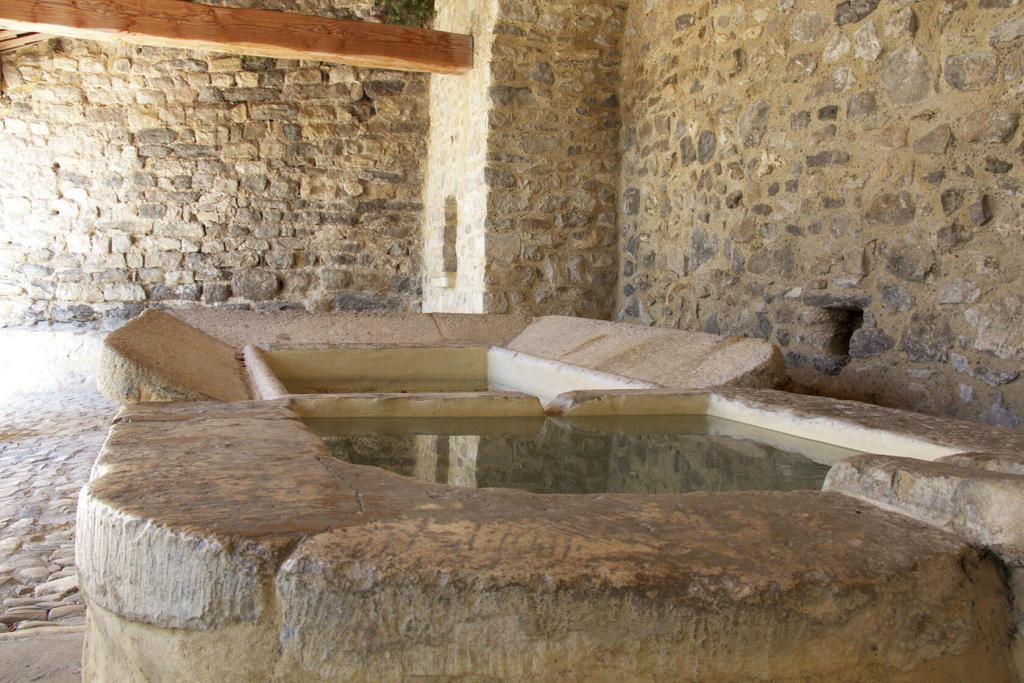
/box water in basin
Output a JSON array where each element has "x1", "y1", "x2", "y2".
[{"x1": 303, "y1": 415, "x2": 858, "y2": 494}]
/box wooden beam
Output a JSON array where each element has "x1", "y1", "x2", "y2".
[
  {"x1": 0, "y1": 0, "x2": 473, "y2": 74},
  {"x1": 0, "y1": 31, "x2": 50, "y2": 53}
]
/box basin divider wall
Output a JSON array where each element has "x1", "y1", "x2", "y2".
[
  {"x1": 551, "y1": 390, "x2": 965, "y2": 461},
  {"x1": 485, "y1": 347, "x2": 660, "y2": 407},
  {"x1": 258, "y1": 345, "x2": 490, "y2": 395},
  {"x1": 288, "y1": 392, "x2": 547, "y2": 419},
  {"x1": 243, "y1": 345, "x2": 290, "y2": 400}
]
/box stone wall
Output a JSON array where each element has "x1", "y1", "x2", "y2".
[
  {"x1": 425, "y1": 0, "x2": 626, "y2": 317},
  {"x1": 0, "y1": 0, "x2": 428, "y2": 327},
  {"x1": 482, "y1": 0, "x2": 625, "y2": 318},
  {"x1": 618, "y1": 0, "x2": 1024, "y2": 425}
]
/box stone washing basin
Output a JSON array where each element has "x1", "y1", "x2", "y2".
[
  {"x1": 78, "y1": 310, "x2": 1024, "y2": 680},
  {"x1": 243, "y1": 344, "x2": 660, "y2": 407},
  {"x1": 96, "y1": 310, "x2": 787, "y2": 403},
  {"x1": 76, "y1": 387, "x2": 1024, "y2": 680}
]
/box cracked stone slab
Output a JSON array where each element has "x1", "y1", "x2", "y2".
[{"x1": 826, "y1": 454, "x2": 1024, "y2": 566}]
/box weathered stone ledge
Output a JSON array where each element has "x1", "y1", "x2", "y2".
[
  {"x1": 76, "y1": 398, "x2": 1021, "y2": 680},
  {"x1": 553, "y1": 387, "x2": 1024, "y2": 458}
]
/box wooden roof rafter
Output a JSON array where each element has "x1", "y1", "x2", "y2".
[
  {"x1": 0, "y1": 0, "x2": 472, "y2": 74},
  {"x1": 0, "y1": 29, "x2": 51, "y2": 54}
]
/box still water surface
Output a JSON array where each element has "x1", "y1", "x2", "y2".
[{"x1": 303, "y1": 415, "x2": 858, "y2": 494}]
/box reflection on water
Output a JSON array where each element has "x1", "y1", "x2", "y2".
[{"x1": 303, "y1": 416, "x2": 854, "y2": 495}]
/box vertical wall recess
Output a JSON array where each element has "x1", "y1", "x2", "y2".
[
  {"x1": 421, "y1": 0, "x2": 497, "y2": 313},
  {"x1": 442, "y1": 195, "x2": 459, "y2": 278}
]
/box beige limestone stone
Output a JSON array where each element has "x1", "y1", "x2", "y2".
[
  {"x1": 827, "y1": 454, "x2": 1024, "y2": 565},
  {"x1": 79, "y1": 402, "x2": 1016, "y2": 681},
  {"x1": 421, "y1": 0, "x2": 499, "y2": 313},
  {"x1": 114, "y1": 399, "x2": 294, "y2": 424},
  {"x1": 170, "y1": 309, "x2": 533, "y2": 349},
  {"x1": 83, "y1": 604, "x2": 276, "y2": 683},
  {"x1": 99, "y1": 310, "x2": 538, "y2": 404},
  {"x1": 826, "y1": 449, "x2": 1024, "y2": 672},
  {"x1": 258, "y1": 346, "x2": 490, "y2": 395},
  {"x1": 486, "y1": 347, "x2": 659, "y2": 407},
  {"x1": 98, "y1": 310, "x2": 250, "y2": 403},
  {"x1": 241, "y1": 346, "x2": 291, "y2": 400},
  {"x1": 288, "y1": 392, "x2": 545, "y2": 420},
  {"x1": 508, "y1": 316, "x2": 785, "y2": 390},
  {"x1": 551, "y1": 388, "x2": 1024, "y2": 466},
  {"x1": 100, "y1": 311, "x2": 783, "y2": 406}
]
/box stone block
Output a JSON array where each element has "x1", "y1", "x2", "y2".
[
  {"x1": 944, "y1": 52, "x2": 998, "y2": 91},
  {"x1": 231, "y1": 269, "x2": 279, "y2": 301},
  {"x1": 103, "y1": 284, "x2": 146, "y2": 302}
]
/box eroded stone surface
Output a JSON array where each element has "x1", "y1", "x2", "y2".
[
  {"x1": 826, "y1": 454, "x2": 1024, "y2": 563},
  {"x1": 78, "y1": 400, "x2": 1017, "y2": 680},
  {"x1": 99, "y1": 310, "x2": 249, "y2": 403},
  {"x1": 97, "y1": 309, "x2": 535, "y2": 404},
  {"x1": 826, "y1": 450, "x2": 1024, "y2": 669},
  {"x1": 171, "y1": 309, "x2": 533, "y2": 349},
  {"x1": 98, "y1": 311, "x2": 785, "y2": 406}
]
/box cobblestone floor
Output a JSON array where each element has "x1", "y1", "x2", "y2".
[{"x1": 0, "y1": 391, "x2": 114, "y2": 633}]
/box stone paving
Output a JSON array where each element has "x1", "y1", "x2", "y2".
[{"x1": 0, "y1": 391, "x2": 114, "y2": 633}]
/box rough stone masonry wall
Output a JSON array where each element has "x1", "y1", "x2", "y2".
[
  {"x1": 424, "y1": 0, "x2": 626, "y2": 318},
  {"x1": 0, "y1": 0, "x2": 428, "y2": 328},
  {"x1": 482, "y1": 0, "x2": 626, "y2": 318},
  {"x1": 619, "y1": 0, "x2": 1024, "y2": 426}
]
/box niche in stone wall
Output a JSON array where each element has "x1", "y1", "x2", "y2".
[
  {"x1": 440, "y1": 195, "x2": 459, "y2": 286},
  {"x1": 802, "y1": 294, "x2": 867, "y2": 376},
  {"x1": 824, "y1": 306, "x2": 864, "y2": 358}
]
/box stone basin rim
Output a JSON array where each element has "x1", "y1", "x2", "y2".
[{"x1": 79, "y1": 387, "x2": 1024, "y2": 629}]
